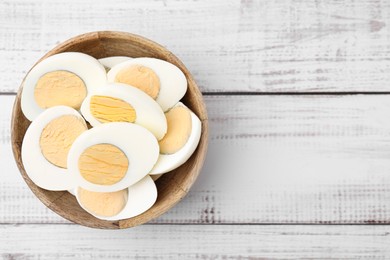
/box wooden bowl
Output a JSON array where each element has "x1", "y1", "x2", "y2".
[{"x1": 11, "y1": 31, "x2": 208, "y2": 229}]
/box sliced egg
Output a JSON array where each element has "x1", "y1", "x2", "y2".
[
  {"x1": 76, "y1": 175, "x2": 157, "y2": 221},
  {"x1": 98, "y1": 56, "x2": 132, "y2": 70},
  {"x1": 68, "y1": 189, "x2": 76, "y2": 196},
  {"x1": 67, "y1": 122, "x2": 159, "y2": 192},
  {"x1": 107, "y1": 57, "x2": 187, "y2": 112},
  {"x1": 80, "y1": 83, "x2": 167, "y2": 140},
  {"x1": 21, "y1": 106, "x2": 88, "y2": 190},
  {"x1": 150, "y1": 102, "x2": 202, "y2": 175},
  {"x1": 21, "y1": 52, "x2": 106, "y2": 121}
]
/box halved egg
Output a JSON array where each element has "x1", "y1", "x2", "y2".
[
  {"x1": 67, "y1": 122, "x2": 159, "y2": 192},
  {"x1": 107, "y1": 58, "x2": 187, "y2": 112},
  {"x1": 21, "y1": 106, "x2": 88, "y2": 190},
  {"x1": 68, "y1": 188, "x2": 76, "y2": 196},
  {"x1": 76, "y1": 175, "x2": 157, "y2": 221},
  {"x1": 150, "y1": 174, "x2": 163, "y2": 181},
  {"x1": 80, "y1": 83, "x2": 167, "y2": 140},
  {"x1": 150, "y1": 102, "x2": 201, "y2": 175},
  {"x1": 21, "y1": 52, "x2": 106, "y2": 121},
  {"x1": 98, "y1": 56, "x2": 132, "y2": 71}
]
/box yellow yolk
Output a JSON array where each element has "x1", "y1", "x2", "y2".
[
  {"x1": 40, "y1": 115, "x2": 87, "y2": 168},
  {"x1": 114, "y1": 65, "x2": 160, "y2": 99},
  {"x1": 78, "y1": 188, "x2": 128, "y2": 217},
  {"x1": 90, "y1": 95, "x2": 137, "y2": 123},
  {"x1": 78, "y1": 144, "x2": 129, "y2": 185},
  {"x1": 34, "y1": 70, "x2": 87, "y2": 109},
  {"x1": 159, "y1": 106, "x2": 192, "y2": 154}
]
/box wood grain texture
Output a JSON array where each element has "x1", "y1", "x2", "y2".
[
  {"x1": 1, "y1": 0, "x2": 390, "y2": 93},
  {"x1": 2, "y1": 0, "x2": 390, "y2": 256},
  {"x1": 4, "y1": 94, "x2": 390, "y2": 224},
  {"x1": 0, "y1": 224, "x2": 390, "y2": 259}
]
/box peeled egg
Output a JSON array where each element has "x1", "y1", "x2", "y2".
[
  {"x1": 68, "y1": 189, "x2": 76, "y2": 196},
  {"x1": 80, "y1": 83, "x2": 167, "y2": 140},
  {"x1": 98, "y1": 56, "x2": 132, "y2": 70},
  {"x1": 67, "y1": 122, "x2": 159, "y2": 192},
  {"x1": 107, "y1": 58, "x2": 187, "y2": 112},
  {"x1": 76, "y1": 175, "x2": 157, "y2": 220},
  {"x1": 21, "y1": 106, "x2": 88, "y2": 190},
  {"x1": 21, "y1": 52, "x2": 106, "y2": 121},
  {"x1": 150, "y1": 102, "x2": 202, "y2": 175}
]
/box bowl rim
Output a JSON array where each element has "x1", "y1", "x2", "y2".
[{"x1": 10, "y1": 31, "x2": 209, "y2": 229}]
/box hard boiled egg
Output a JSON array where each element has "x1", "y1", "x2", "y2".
[
  {"x1": 76, "y1": 175, "x2": 157, "y2": 220},
  {"x1": 107, "y1": 58, "x2": 187, "y2": 112},
  {"x1": 21, "y1": 52, "x2": 106, "y2": 121},
  {"x1": 98, "y1": 56, "x2": 132, "y2": 70},
  {"x1": 67, "y1": 122, "x2": 159, "y2": 192},
  {"x1": 80, "y1": 83, "x2": 167, "y2": 140},
  {"x1": 150, "y1": 102, "x2": 202, "y2": 175},
  {"x1": 22, "y1": 106, "x2": 88, "y2": 190}
]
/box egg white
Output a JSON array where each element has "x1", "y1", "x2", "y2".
[
  {"x1": 149, "y1": 103, "x2": 202, "y2": 175},
  {"x1": 98, "y1": 56, "x2": 132, "y2": 70},
  {"x1": 67, "y1": 122, "x2": 159, "y2": 192},
  {"x1": 107, "y1": 57, "x2": 187, "y2": 112},
  {"x1": 76, "y1": 175, "x2": 157, "y2": 221},
  {"x1": 80, "y1": 83, "x2": 167, "y2": 140},
  {"x1": 68, "y1": 189, "x2": 76, "y2": 196},
  {"x1": 21, "y1": 106, "x2": 86, "y2": 191},
  {"x1": 21, "y1": 52, "x2": 107, "y2": 121}
]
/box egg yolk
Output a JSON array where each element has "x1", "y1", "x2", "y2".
[
  {"x1": 78, "y1": 188, "x2": 128, "y2": 217},
  {"x1": 114, "y1": 65, "x2": 160, "y2": 99},
  {"x1": 90, "y1": 95, "x2": 137, "y2": 123},
  {"x1": 34, "y1": 70, "x2": 87, "y2": 109},
  {"x1": 78, "y1": 144, "x2": 129, "y2": 185},
  {"x1": 159, "y1": 106, "x2": 192, "y2": 154},
  {"x1": 40, "y1": 115, "x2": 87, "y2": 168}
]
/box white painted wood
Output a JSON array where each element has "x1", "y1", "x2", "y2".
[
  {"x1": 4, "y1": 0, "x2": 390, "y2": 256},
  {"x1": 1, "y1": 0, "x2": 390, "y2": 93},
  {"x1": 0, "y1": 224, "x2": 389, "y2": 259},
  {"x1": 4, "y1": 94, "x2": 390, "y2": 224}
]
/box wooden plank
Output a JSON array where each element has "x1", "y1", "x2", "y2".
[
  {"x1": 3, "y1": 94, "x2": 390, "y2": 224},
  {"x1": 0, "y1": 224, "x2": 390, "y2": 259},
  {"x1": 2, "y1": 0, "x2": 390, "y2": 93}
]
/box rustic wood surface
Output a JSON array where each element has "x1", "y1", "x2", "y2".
[
  {"x1": 2, "y1": 0, "x2": 390, "y2": 94},
  {"x1": 1, "y1": 224, "x2": 390, "y2": 259},
  {"x1": 2, "y1": 0, "x2": 390, "y2": 258}
]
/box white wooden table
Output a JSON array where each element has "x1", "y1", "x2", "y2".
[{"x1": 1, "y1": 0, "x2": 390, "y2": 258}]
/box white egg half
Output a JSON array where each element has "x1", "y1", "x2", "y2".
[
  {"x1": 21, "y1": 52, "x2": 107, "y2": 121},
  {"x1": 107, "y1": 57, "x2": 187, "y2": 112},
  {"x1": 150, "y1": 174, "x2": 163, "y2": 181},
  {"x1": 98, "y1": 56, "x2": 132, "y2": 70},
  {"x1": 68, "y1": 189, "x2": 76, "y2": 196},
  {"x1": 150, "y1": 102, "x2": 202, "y2": 175},
  {"x1": 67, "y1": 122, "x2": 159, "y2": 192},
  {"x1": 21, "y1": 106, "x2": 87, "y2": 191},
  {"x1": 76, "y1": 175, "x2": 157, "y2": 221},
  {"x1": 80, "y1": 83, "x2": 167, "y2": 140}
]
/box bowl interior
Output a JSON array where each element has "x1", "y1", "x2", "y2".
[{"x1": 11, "y1": 31, "x2": 208, "y2": 229}]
